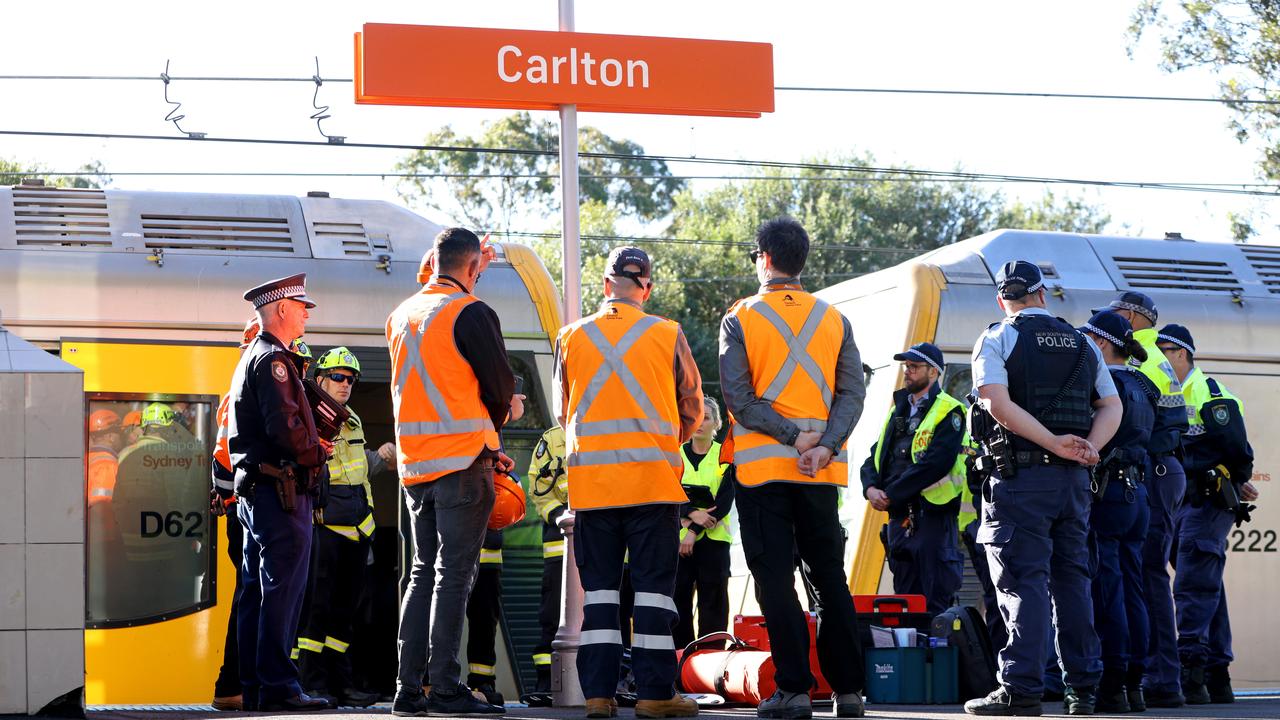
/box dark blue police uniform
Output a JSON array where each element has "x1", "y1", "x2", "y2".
[
  {"x1": 964, "y1": 262, "x2": 1115, "y2": 717},
  {"x1": 228, "y1": 275, "x2": 329, "y2": 711}
]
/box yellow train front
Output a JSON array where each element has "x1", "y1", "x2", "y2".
[{"x1": 0, "y1": 182, "x2": 563, "y2": 704}]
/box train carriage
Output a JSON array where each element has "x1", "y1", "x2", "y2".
[
  {"x1": 0, "y1": 181, "x2": 562, "y2": 704},
  {"x1": 817, "y1": 228, "x2": 1280, "y2": 690}
]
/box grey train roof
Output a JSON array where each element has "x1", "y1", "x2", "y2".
[
  {"x1": 821, "y1": 229, "x2": 1280, "y2": 362},
  {"x1": 0, "y1": 185, "x2": 548, "y2": 349}
]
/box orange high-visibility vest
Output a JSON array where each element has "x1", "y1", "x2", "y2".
[
  {"x1": 727, "y1": 287, "x2": 849, "y2": 487},
  {"x1": 87, "y1": 448, "x2": 118, "y2": 505},
  {"x1": 213, "y1": 393, "x2": 232, "y2": 474},
  {"x1": 560, "y1": 301, "x2": 687, "y2": 510},
  {"x1": 387, "y1": 282, "x2": 500, "y2": 486}
]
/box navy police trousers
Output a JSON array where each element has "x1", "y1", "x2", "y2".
[
  {"x1": 977, "y1": 465, "x2": 1101, "y2": 696},
  {"x1": 886, "y1": 506, "x2": 964, "y2": 616},
  {"x1": 1091, "y1": 478, "x2": 1150, "y2": 673},
  {"x1": 237, "y1": 484, "x2": 313, "y2": 707},
  {"x1": 1141, "y1": 454, "x2": 1186, "y2": 693},
  {"x1": 1174, "y1": 500, "x2": 1235, "y2": 669}
]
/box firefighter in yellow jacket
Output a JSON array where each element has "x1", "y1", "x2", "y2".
[
  {"x1": 520, "y1": 425, "x2": 568, "y2": 707},
  {"x1": 556, "y1": 246, "x2": 704, "y2": 719},
  {"x1": 295, "y1": 347, "x2": 391, "y2": 708},
  {"x1": 719, "y1": 218, "x2": 867, "y2": 719}
]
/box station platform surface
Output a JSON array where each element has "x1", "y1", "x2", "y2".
[{"x1": 64, "y1": 692, "x2": 1280, "y2": 720}]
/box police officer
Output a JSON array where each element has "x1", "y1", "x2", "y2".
[
  {"x1": 720, "y1": 218, "x2": 866, "y2": 720},
  {"x1": 861, "y1": 342, "x2": 966, "y2": 615},
  {"x1": 210, "y1": 316, "x2": 261, "y2": 712},
  {"x1": 963, "y1": 261, "x2": 1121, "y2": 717},
  {"x1": 295, "y1": 348, "x2": 389, "y2": 708},
  {"x1": 556, "y1": 246, "x2": 703, "y2": 719},
  {"x1": 1079, "y1": 311, "x2": 1157, "y2": 713},
  {"x1": 522, "y1": 425, "x2": 567, "y2": 707},
  {"x1": 673, "y1": 396, "x2": 736, "y2": 650},
  {"x1": 1092, "y1": 291, "x2": 1189, "y2": 708},
  {"x1": 1156, "y1": 324, "x2": 1258, "y2": 704},
  {"x1": 229, "y1": 274, "x2": 330, "y2": 712}
]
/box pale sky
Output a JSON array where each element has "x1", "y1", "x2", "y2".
[{"x1": 3, "y1": 0, "x2": 1272, "y2": 243}]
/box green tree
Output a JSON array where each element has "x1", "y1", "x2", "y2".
[
  {"x1": 1, "y1": 159, "x2": 111, "y2": 188},
  {"x1": 395, "y1": 112, "x2": 684, "y2": 231},
  {"x1": 1129, "y1": 1, "x2": 1280, "y2": 178}
]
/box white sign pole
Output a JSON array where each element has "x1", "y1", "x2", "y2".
[{"x1": 551, "y1": 0, "x2": 587, "y2": 710}]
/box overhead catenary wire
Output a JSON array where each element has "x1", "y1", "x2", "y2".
[
  {"x1": 4, "y1": 129, "x2": 1278, "y2": 197},
  {"x1": 487, "y1": 230, "x2": 921, "y2": 254},
  {"x1": 3, "y1": 73, "x2": 1278, "y2": 105}
]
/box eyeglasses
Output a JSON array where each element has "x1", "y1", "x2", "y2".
[
  {"x1": 749, "y1": 249, "x2": 761, "y2": 263},
  {"x1": 325, "y1": 372, "x2": 356, "y2": 385},
  {"x1": 902, "y1": 362, "x2": 930, "y2": 373},
  {"x1": 1157, "y1": 346, "x2": 1180, "y2": 355}
]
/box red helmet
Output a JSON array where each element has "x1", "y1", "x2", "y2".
[
  {"x1": 122, "y1": 410, "x2": 143, "y2": 427},
  {"x1": 488, "y1": 472, "x2": 528, "y2": 530},
  {"x1": 89, "y1": 409, "x2": 122, "y2": 433}
]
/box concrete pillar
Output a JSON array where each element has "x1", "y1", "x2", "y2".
[{"x1": 0, "y1": 324, "x2": 86, "y2": 716}]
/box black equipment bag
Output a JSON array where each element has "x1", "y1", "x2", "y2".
[{"x1": 932, "y1": 605, "x2": 998, "y2": 698}]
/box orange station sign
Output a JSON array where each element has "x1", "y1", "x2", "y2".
[{"x1": 354, "y1": 23, "x2": 774, "y2": 117}]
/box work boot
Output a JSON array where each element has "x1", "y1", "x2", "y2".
[
  {"x1": 1063, "y1": 686, "x2": 1096, "y2": 715},
  {"x1": 1142, "y1": 687, "x2": 1184, "y2": 708},
  {"x1": 1205, "y1": 666, "x2": 1234, "y2": 704},
  {"x1": 1094, "y1": 669, "x2": 1129, "y2": 714},
  {"x1": 585, "y1": 696, "x2": 619, "y2": 718},
  {"x1": 833, "y1": 692, "x2": 866, "y2": 718},
  {"x1": 1125, "y1": 664, "x2": 1146, "y2": 712},
  {"x1": 757, "y1": 689, "x2": 813, "y2": 719},
  {"x1": 964, "y1": 687, "x2": 1042, "y2": 716},
  {"x1": 635, "y1": 694, "x2": 699, "y2": 718},
  {"x1": 1181, "y1": 665, "x2": 1210, "y2": 705},
  {"x1": 210, "y1": 694, "x2": 242, "y2": 711},
  {"x1": 335, "y1": 687, "x2": 378, "y2": 708}
]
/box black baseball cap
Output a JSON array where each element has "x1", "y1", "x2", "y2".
[
  {"x1": 1157, "y1": 323, "x2": 1196, "y2": 355},
  {"x1": 893, "y1": 342, "x2": 945, "y2": 374},
  {"x1": 994, "y1": 260, "x2": 1044, "y2": 300},
  {"x1": 606, "y1": 246, "x2": 652, "y2": 287},
  {"x1": 1093, "y1": 291, "x2": 1158, "y2": 326}
]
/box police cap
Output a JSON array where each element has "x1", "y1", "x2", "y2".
[
  {"x1": 893, "y1": 342, "x2": 945, "y2": 374},
  {"x1": 994, "y1": 260, "x2": 1044, "y2": 300},
  {"x1": 1078, "y1": 310, "x2": 1133, "y2": 351},
  {"x1": 606, "y1": 246, "x2": 652, "y2": 287},
  {"x1": 1157, "y1": 323, "x2": 1196, "y2": 355},
  {"x1": 1093, "y1": 291, "x2": 1157, "y2": 326},
  {"x1": 244, "y1": 273, "x2": 316, "y2": 309}
]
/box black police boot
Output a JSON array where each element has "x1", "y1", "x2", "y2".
[
  {"x1": 963, "y1": 687, "x2": 1043, "y2": 716},
  {"x1": 1062, "y1": 686, "x2": 1096, "y2": 716},
  {"x1": 1181, "y1": 664, "x2": 1210, "y2": 705},
  {"x1": 1142, "y1": 687, "x2": 1184, "y2": 708},
  {"x1": 1125, "y1": 664, "x2": 1146, "y2": 712},
  {"x1": 1205, "y1": 665, "x2": 1234, "y2": 704},
  {"x1": 335, "y1": 687, "x2": 379, "y2": 708},
  {"x1": 1094, "y1": 669, "x2": 1130, "y2": 714},
  {"x1": 300, "y1": 689, "x2": 337, "y2": 709}
]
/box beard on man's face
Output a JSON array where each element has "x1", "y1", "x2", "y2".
[{"x1": 905, "y1": 375, "x2": 932, "y2": 395}]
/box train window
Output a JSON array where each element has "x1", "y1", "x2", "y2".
[
  {"x1": 943, "y1": 363, "x2": 974, "y2": 405},
  {"x1": 505, "y1": 351, "x2": 551, "y2": 432},
  {"x1": 86, "y1": 395, "x2": 217, "y2": 628}
]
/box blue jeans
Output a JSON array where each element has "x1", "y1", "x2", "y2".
[{"x1": 396, "y1": 457, "x2": 495, "y2": 695}]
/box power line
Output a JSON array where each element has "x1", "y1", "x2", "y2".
[
  {"x1": 489, "y1": 230, "x2": 922, "y2": 255},
  {"x1": 3, "y1": 73, "x2": 1276, "y2": 105},
  {"x1": 4, "y1": 129, "x2": 1277, "y2": 197}
]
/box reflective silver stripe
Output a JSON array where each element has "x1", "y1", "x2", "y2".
[
  {"x1": 634, "y1": 592, "x2": 678, "y2": 614},
  {"x1": 733, "y1": 441, "x2": 847, "y2": 465},
  {"x1": 570, "y1": 315, "x2": 667, "y2": 436},
  {"x1": 213, "y1": 477, "x2": 234, "y2": 490},
  {"x1": 580, "y1": 629, "x2": 624, "y2": 646},
  {"x1": 632, "y1": 633, "x2": 676, "y2": 650},
  {"x1": 1186, "y1": 424, "x2": 1207, "y2": 437},
  {"x1": 568, "y1": 447, "x2": 682, "y2": 467},
  {"x1": 574, "y1": 417, "x2": 677, "y2": 437},
  {"x1": 404, "y1": 455, "x2": 478, "y2": 477},
  {"x1": 751, "y1": 301, "x2": 833, "y2": 408},
  {"x1": 399, "y1": 418, "x2": 496, "y2": 435},
  {"x1": 584, "y1": 589, "x2": 621, "y2": 605},
  {"x1": 90, "y1": 488, "x2": 114, "y2": 497}
]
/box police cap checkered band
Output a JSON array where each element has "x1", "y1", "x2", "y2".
[
  {"x1": 1082, "y1": 323, "x2": 1124, "y2": 350},
  {"x1": 1108, "y1": 299, "x2": 1158, "y2": 325},
  {"x1": 243, "y1": 273, "x2": 315, "y2": 309},
  {"x1": 1156, "y1": 323, "x2": 1195, "y2": 354},
  {"x1": 893, "y1": 343, "x2": 945, "y2": 374},
  {"x1": 995, "y1": 260, "x2": 1044, "y2": 298},
  {"x1": 1158, "y1": 334, "x2": 1194, "y2": 354}
]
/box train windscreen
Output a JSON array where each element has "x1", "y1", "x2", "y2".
[{"x1": 86, "y1": 397, "x2": 216, "y2": 627}]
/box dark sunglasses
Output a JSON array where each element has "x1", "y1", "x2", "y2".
[
  {"x1": 749, "y1": 248, "x2": 761, "y2": 263},
  {"x1": 325, "y1": 372, "x2": 356, "y2": 385}
]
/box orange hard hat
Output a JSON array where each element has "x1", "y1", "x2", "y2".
[
  {"x1": 122, "y1": 410, "x2": 143, "y2": 427},
  {"x1": 416, "y1": 248, "x2": 437, "y2": 284},
  {"x1": 488, "y1": 472, "x2": 527, "y2": 530},
  {"x1": 89, "y1": 409, "x2": 121, "y2": 433},
  {"x1": 241, "y1": 316, "x2": 262, "y2": 348}
]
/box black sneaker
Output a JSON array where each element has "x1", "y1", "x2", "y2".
[
  {"x1": 756, "y1": 689, "x2": 812, "y2": 719},
  {"x1": 1205, "y1": 666, "x2": 1234, "y2": 704},
  {"x1": 1063, "y1": 686, "x2": 1096, "y2": 715},
  {"x1": 426, "y1": 684, "x2": 505, "y2": 716},
  {"x1": 964, "y1": 687, "x2": 1042, "y2": 716},
  {"x1": 471, "y1": 683, "x2": 505, "y2": 707},
  {"x1": 393, "y1": 691, "x2": 431, "y2": 717},
  {"x1": 1142, "y1": 687, "x2": 1184, "y2": 708}
]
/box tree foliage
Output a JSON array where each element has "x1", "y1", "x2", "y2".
[
  {"x1": 395, "y1": 112, "x2": 684, "y2": 231},
  {"x1": 1130, "y1": 1, "x2": 1280, "y2": 178},
  {"x1": 1, "y1": 159, "x2": 111, "y2": 188}
]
